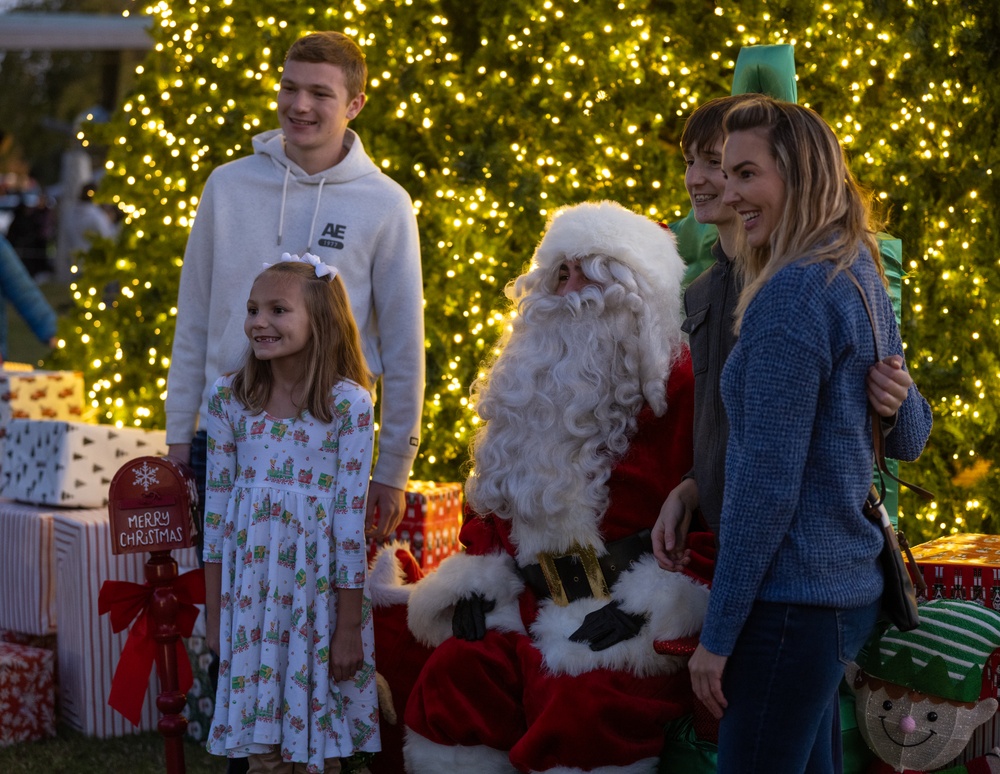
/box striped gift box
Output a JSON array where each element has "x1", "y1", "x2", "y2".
[
  {"x1": 52, "y1": 507, "x2": 198, "y2": 737},
  {"x1": 0, "y1": 500, "x2": 57, "y2": 636}
]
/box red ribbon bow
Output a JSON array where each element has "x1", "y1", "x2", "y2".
[{"x1": 98, "y1": 567, "x2": 205, "y2": 726}]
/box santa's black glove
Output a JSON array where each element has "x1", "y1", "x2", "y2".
[
  {"x1": 452, "y1": 593, "x2": 496, "y2": 641},
  {"x1": 569, "y1": 600, "x2": 647, "y2": 651}
]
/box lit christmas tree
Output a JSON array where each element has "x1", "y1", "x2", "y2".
[{"x1": 51, "y1": 0, "x2": 1000, "y2": 543}]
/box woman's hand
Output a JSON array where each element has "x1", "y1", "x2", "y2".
[{"x1": 689, "y1": 643, "x2": 728, "y2": 719}]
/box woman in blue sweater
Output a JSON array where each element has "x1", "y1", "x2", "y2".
[{"x1": 688, "y1": 96, "x2": 933, "y2": 772}]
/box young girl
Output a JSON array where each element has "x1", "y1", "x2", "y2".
[
  {"x1": 687, "y1": 97, "x2": 933, "y2": 772},
  {"x1": 203, "y1": 253, "x2": 379, "y2": 774}
]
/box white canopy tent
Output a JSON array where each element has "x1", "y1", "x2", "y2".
[
  {"x1": 0, "y1": 12, "x2": 151, "y2": 50},
  {"x1": 0, "y1": 12, "x2": 152, "y2": 281}
]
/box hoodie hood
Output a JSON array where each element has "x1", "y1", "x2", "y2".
[{"x1": 251, "y1": 127, "x2": 381, "y2": 250}]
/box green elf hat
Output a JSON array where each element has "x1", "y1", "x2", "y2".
[
  {"x1": 730, "y1": 44, "x2": 797, "y2": 102},
  {"x1": 861, "y1": 598, "x2": 1000, "y2": 703}
]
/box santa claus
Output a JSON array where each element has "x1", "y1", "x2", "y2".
[{"x1": 400, "y1": 200, "x2": 715, "y2": 774}]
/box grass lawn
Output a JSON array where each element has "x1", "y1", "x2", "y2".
[{"x1": 0, "y1": 724, "x2": 220, "y2": 774}]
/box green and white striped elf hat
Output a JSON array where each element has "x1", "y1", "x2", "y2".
[{"x1": 861, "y1": 598, "x2": 1000, "y2": 703}]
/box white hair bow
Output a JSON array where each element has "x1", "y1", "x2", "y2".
[{"x1": 263, "y1": 252, "x2": 338, "y2": 279}]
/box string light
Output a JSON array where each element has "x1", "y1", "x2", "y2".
[{"x1": 54, "y1": 1, "x2": 995, "y2": 542}]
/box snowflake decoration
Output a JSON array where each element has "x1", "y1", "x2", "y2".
[{"x1": 132, "y1": 461, "x2": 160, "y2": 492}]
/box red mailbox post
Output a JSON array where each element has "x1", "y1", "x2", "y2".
[{"x1": 104, "y1": 456, "x2": 202, "y2": 774}]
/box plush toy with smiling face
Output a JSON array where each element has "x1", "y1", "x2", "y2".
[{"x1": 846, "y1": 599, "x2": 1000, "y2": 773}]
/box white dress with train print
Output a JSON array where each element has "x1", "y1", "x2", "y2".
[{"x1": 202, "y1": 375, "x2": 378, "y2": 771}]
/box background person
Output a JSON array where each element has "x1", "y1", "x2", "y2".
[
  {"x1": 0, "y1": 233, "x2": 57, "y2": 362},
  {"x1": 64, "y1": 181, "x2": 118, "y2": 260}
]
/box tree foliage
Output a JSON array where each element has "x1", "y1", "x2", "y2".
[{"x1": 49, "y1": 0, "x2": 1000, "y2": 543}]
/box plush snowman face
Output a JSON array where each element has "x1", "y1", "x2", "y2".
[{"x1": 846, "y1": 663, "x2": 998, "y2": 772}]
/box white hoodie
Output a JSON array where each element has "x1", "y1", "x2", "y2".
[{"x1": 165, "y1": 128, "x2": 424, "y2": 488}]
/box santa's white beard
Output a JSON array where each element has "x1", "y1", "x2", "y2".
[{"x1": 465, "y1": 285, "x2": 645, "y2": 562}]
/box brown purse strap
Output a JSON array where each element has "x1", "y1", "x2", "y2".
[{"x1": 846, "y1": 269, "x2": 934, "y2": 503}]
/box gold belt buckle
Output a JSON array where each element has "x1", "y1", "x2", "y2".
[{"x1": 536, "y1": 543, "x2": 610, "y2": 606}]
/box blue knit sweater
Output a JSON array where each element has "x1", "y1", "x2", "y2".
[{"x1": 700, "y1": 247, "x2": 932, "y2": 656}]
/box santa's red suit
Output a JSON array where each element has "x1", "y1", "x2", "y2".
[{"x1": 402, "y1": 352, "x2": 714, "y2": 774}]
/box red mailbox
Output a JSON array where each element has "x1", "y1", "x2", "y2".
[
  {"x1": 104, "y1": 456, "x2": 204, "y2": 774},
  {"x1": 108, "y1": 456, "x2": 198, "y2": 555}
]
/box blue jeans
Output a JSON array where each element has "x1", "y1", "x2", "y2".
[{"x1": 716, "y1": 600, "x2": 879, "y2": 774}]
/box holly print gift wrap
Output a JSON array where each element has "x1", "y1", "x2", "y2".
[{"x1": 0, "y1": 642, "x2": 55, "y2": 747}]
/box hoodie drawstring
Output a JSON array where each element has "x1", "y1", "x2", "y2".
[
  {"x1": 275, "y1": 161, "x2": 326, "y2": 253},
  {"x1": 277, "y1": 165, "x2": 290, "y2": 246},
  {"x1": 306, "y1": 178, "x2": 325, "y2": 254}
]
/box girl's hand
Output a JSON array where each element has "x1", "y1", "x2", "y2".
[
  {"x1": 689, "y1": 643, "x2": 728, "y2": 719},
  {"x1": 330, "y1": 623, "x2": 364, "y2": 682}
]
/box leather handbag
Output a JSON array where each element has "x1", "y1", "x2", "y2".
[
  {"x1": 863, "y1": 486, "x2": 924, "y2": 631},
  {"x1": 848, "y1": 269, "x2": 932, "y2": 632}
]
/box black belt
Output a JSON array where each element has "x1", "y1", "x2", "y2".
[{"x1": 519, "y1": 530, "x2": 653, "y2": 606}]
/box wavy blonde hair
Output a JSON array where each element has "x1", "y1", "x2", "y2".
[
  {"x1": 232, "y1": 262, "x2": 372, "y2": 423},
  {"x1": 725, "y1": 96, "x2": 886, "y2": 331}
]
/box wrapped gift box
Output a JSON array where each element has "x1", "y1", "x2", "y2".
[
  {"x1": 53, "y1": 507, "x2": 198, "y2": 737},
  {"x1": 368, "y1": 481, "x2": 464, "y2": 571},
  {"x1": 0, "y1": 368, "x2": 84, "y2": 422},
  {"x1": 909, "y1": 534, "x2": 1000, "y2": 763},
  {"x1": 1, "y1": 420, "x2": 167, "y2": 508},
  {"x1": 909, "y1": 533, "x2": 1000, "y2": 608},
  {"x1": 0, "y1": 642, "x2": 56, "y2": 747},
  {"x1": 0, "y1": 369, "x2": 85, "y2": 489},
  {"x1": 0, "y1": 500, "x2": 58, "y2": 636}
]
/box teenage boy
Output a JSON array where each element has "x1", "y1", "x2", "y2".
[
  {"x1": 166, "y1": 31, "x2": 424, "y2": 541},
  {"x1": 654, "y1": 93, "x2": 919, "y2": 565}
]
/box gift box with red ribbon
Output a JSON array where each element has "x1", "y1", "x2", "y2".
[
  {"x1": 0, "y1": 642, "x2": 56, "y2": 747},
  {"x1": 368, "y1": 481, "x2": 464, "y2": 571}
]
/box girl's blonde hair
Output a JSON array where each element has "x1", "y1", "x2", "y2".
[
  {"x1": 232, "y1": 261, "x2": 372, "y2": 423},
  {"x1": 725, "y1": 96, "x2": 886, "y2": 330}
]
